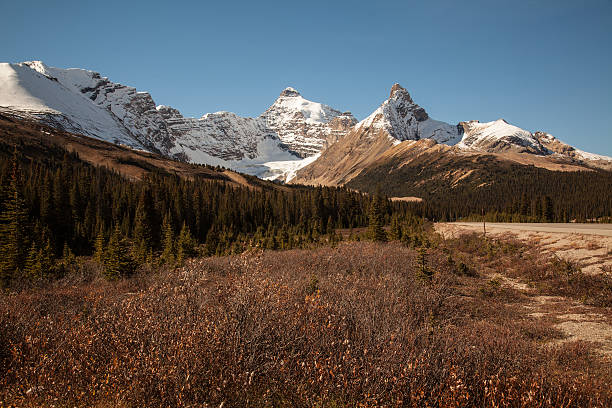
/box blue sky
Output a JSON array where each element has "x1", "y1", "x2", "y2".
[{"x1": 2, "y1": 0, "x2": 611, "y2": 155}]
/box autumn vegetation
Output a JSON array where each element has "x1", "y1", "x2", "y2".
[{"x1": 1, "y1": 228, "x2": 611, "y2": 406}]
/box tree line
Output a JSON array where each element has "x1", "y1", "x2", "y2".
[
  {"x1": 348, "y1": 155, "x2": 612, "y2": 222},
  {"x1": 0, "y1": 148, "x2": 407, "y2": 287}
]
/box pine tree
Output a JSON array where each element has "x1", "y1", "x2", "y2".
[
  {"x1": 62, "y1": 242, "x2": 76, "y2": 266},
  {"x1": 542, "y1": 196, "x2": 554, "y2": 222},
  {"x1": 40, "y1": 234, "x2": 55, "y2": 277},
  {"x1": 176, "y1": 222, "x2": 196, "y2": 264},
  {"x1": 388, "y1": 214, "x2": 402, "y2": 241},
  {"x1": 132, "y1": 190, "x2": 154, "y2": 264},
  {"x1": 417, "y1": 247, "x2": 433, "y2": 281},
  {"x1": 0, "y1": 150, "x2": 29, "y2": 287},
  {"x1": 160, "y1": 213, "x2": 175, "y2": 264},
  {"x1": 25, "y1": 241, "x2": 41, "y2": 280},
  {"x1": 279, "y1": 225, "x2": 290, "y2": 249},
  {"x1": 368, "y1": 193, "x2": 387, "y2": 242},
  {"x1": 52, "y1": 168, "x2": 71, "y2": 251},
  {"x1": 93, "y1": 228, "x2": 105, "y2": 264},
  {"x1": 103, "y1": 225, "x2": 135, "y2": 280},
  {"x1": 25, "y1": 233, "x2": 54, "y2": 280}
]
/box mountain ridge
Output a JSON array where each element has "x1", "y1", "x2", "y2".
[
  {"x1": 0, "y1": 61, "x2": 356, "y2": 181},
  {"x1": 1, "y1": 61, "x2": 610, "y2": 185}
]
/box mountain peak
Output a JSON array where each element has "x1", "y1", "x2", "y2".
[
  {"x1": 457, "y1": 119, "x2": 546, "y2": 154},
  {"x1": 22, "y1": 60, "x2": 47, "y2": 69},
  {"x1": 354, "y1": 83, "x2": 462, "y2": 144},
  {"x1": 21, "y1": 61, "x2": 53, "y2": 77},
  {"x1": 389, "y1": 83, "x2": 413, "y2": 102},
  {"x1": 280, "y1": 87, "x2": 301, "y2": 97}
]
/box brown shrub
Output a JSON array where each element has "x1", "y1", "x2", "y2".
[{"x1": 0, "y1": 242, "x2": 610, "y2": 407}]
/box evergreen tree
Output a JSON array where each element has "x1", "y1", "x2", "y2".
[
  {"x1": 93, "y1": 228, "x2": 105, "y2": 264},
  {"x1": 62, "y1": 242, "x2": 76, "y2": 266},
  {"x1": 176, "y1": 222, "x2": 196, "y2": 264},
  {"x1": 25, "y1": 233, "x2": 54, "y2": 280},
  {"x1": 388, "y1": 214, "x2": 402, "y2": 241},
  {"x1": 417, "y1": 247, "x2": 433, "y2": 280},
  {"x1": 368, "y1": 192, "x2": 387, "y2": 242},
  {"x1": 132, "y1": 188, "x2": 155, "y2": 263},
  {"x1": 542, "y1": 196, "x2": 554, "y2": 222},
  {"x1": 160, "y1": 213, "x2": 175, "y2": 264},
  {"x1": 103, "y1": 225, "x2": 135, "y2": 280},
  {"x1": 52, "y1": 167, "x2": 71, "y2": 251},
  {"x1": 24, "y1": 241, "x2": 40, "y2": 280},
  {"x1": 0, "y1": 150, "x2": 29, "y2": 287}
]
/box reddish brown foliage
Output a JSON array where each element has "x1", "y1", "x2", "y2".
[{"x1": 1, "y1": 242, "x2": 610, "y2": 407}]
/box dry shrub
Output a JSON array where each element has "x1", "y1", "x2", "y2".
[
  {"x1": 0, "y1": 242, "x2": 610, "y2": 407},
  {"x1": 449, "y1": 233, "x2": 612, "y2": 308}
]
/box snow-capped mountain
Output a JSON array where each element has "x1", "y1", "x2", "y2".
[
  {"x1": 261, "y1": 87, "x2": 357, "y2": 157},
  {"x1": 293, "y1": 84, "x2": 464, "y2": 185},
  {"x1": 455, "y1": 119, "x2": 612, "y2": 169},
  {"x1": 1, "y1": 62, "x2": 610, "y2": 184},
  {"x1": 533, "y1": 131, "x2": 612, "y2": 167},
  {"x1": 356, "y1": 84, "x2": 462, "y2": 145},
  {"x1": 0, "y1": 61, "x2": 355, "y2": 181},
  {"x1": 19, "y1": 61, "x2": 173, "y2": 153},
  {"x1": 457, "y1": 119, "x2": 546, "y2": 154},
  {"x1": 157, "y1": 107, "x2": 300, "y2": 177},
  {"x1": 293, "y1": 83, "x2": 612, "y2": 186},
  {"x1": 0, "y1": 62, "x2": 152, "y2": 150},
  {"x1": 154, "y1": 87, "x2": 356, "y2": 178}
]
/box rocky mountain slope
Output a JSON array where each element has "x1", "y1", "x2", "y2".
[
  {"x1": 294, "y1": 84, "x2": 464, "y2": 185},
  {"x1": 457, "y1": 119, "x2": 546, "y2": 154},
  {"x1": 0, "y1": 61, "x2": 355, "y2": 180},
  {"x1": 0, "y1": 62, "x2": 152, "y2": 150},
  {"x1": 356, "y1": 84, "x2": 462, "y2": 145},
  {"x1": 294, "y1": 84, "x2": 611, "y2": 186},
  {"x1": 1, "y1": 61, "x2": 610, "y2": 185},
  {"x1": 0, "y1": 111, "x2": 282, "y2": 191},
  {"x1": 261, "y1": 87, "x2": 357, "y2": 157}
]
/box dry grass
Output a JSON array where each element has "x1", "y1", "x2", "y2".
[
  {"x1": 444, "y1": 232, "x2": 612, "y2": 308},
  {"x1": 1, "y1": 241, "x2": 610, "y2": 407}
]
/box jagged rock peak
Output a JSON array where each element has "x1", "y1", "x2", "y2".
[
  {"x1": 388, "y1": 83, "x2": 428, "y2": 122},
  {"x1": 389, "y1": 83, "x2": 413, "y2": 102},
  {"x1": 355, "y1": 83, "x2": 462, "y2": 144},
  {"x1": 156, "y1": 105, "x2": 183, "y2": 120},
  {"x1": 279, "y1": 87, "x2": 301, "y2": 97}
]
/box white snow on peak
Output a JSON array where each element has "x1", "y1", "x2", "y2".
[
  {"x1": 573, "y1": 148, "x2": 612, "y2": 162},
  {"x1": 267, "y1": 90, "x2": 340, "y2": 125},
  {"x1": 0, "y1": 62, "x2": 144, "y2": 148},
  {"x1": 260, "y1": 153, "x2": 321, "y2": 182},
  {"x1": 260, "y1": 89, "x2": 355, "y2": 157},
  {"x1": 281, "y1": 86, "x2": 300, "y2": 95},
  {"x1": 1, "y1": 60, "x2": 358, "y2": 180},
  {"x1": 22, "y1": 60, "x2": 104, "y2": 95},
  {"x1": 458, "y1": 119, "x2": 532, "y2": 143},
  {"x1": 535, "y1": 132, "x2": 612, "y2": 162},
  {"x1": 456, "y1": 119, "x2": 544, "y2": 153},
  {"x1": 356, "y1": 84, "x2": 461, "y2": 145}
]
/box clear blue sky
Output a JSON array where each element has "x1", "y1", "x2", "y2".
[{"x1": 2, "y1": 0, "x2": 611, "y2": 155}]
